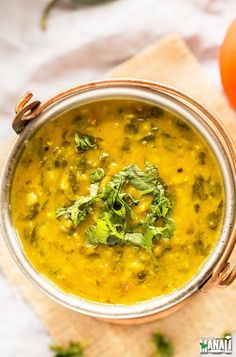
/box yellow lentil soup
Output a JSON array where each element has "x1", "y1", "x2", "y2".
[{"x1": 11, "y1": 99, "x2": 224, "y2": 304}]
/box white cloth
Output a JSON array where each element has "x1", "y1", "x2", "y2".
[
  {"x1": 0, "y1": 0, "x2": 236, "y2": 355},
  {"x1": 1, "y1": 0, "x2": 236, "y2": 141}
]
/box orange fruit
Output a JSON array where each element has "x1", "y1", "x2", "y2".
[{"x1": 220, "y1": 18, "x2": 236, "y2": 110}]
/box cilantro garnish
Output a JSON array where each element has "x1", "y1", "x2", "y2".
[
  {"x1": 50, "y1": 341, "x2": 85, "y2": 357},
  {"x1": 151, "y1": 331, "x2": 174, "y2": 357},
  {"x1": 74, "y1": 132, "x2": 97, "y2": 152},
  {"x1": 56, "y1": 183, "x2": 99, "y2": 226},
  {"x1": 90, "y1": 168, "x2": 105, "y2": 183},
  {"x1": 56, "y1": 162, "x2": 175, "y2": 253}
]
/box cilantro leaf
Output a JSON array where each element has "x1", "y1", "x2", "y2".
[
  {"x1": 150, "y1": 182, "x2": 171, "y2": 218},
  {"x1": 120, "y1": 162, "x2": 158, "y2": 193},
  {"x1": 74, "y1": 132, "x2": 97, "y2": 152},
  {"x1": 152, "y1": 331, "x2": 174, "y2": 357},
  {"x1": 144, "y1": 220, "x2": 175, "y2": 243},
  {"x1": 86, "y1": 218, "x2": 110, "y2": 245},
  {"x1": 124, "y1": 232, "x2": 145, "y2": 246},
  {"x1": 85, "y1": 212, "x2": 125, "y2": 246},
  {"x1": 50, "y1": 341, "x2": 85, "y2": 357},
  {"x1": 56, "y1": 184, "x2": 98, "y2": 226},
  {"x1": 90, "y1": 168, "x2": 105, "y2": 183},
  {"x1": 102, "y1": 173, "x2": 137, "y2": 219},
  {"x1": 192, "y1": 175, "x2": 208, "y2": 200}
]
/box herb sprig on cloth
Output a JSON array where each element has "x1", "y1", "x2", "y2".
[
  {"x1": 151, "y1": 331, "x2": 174, "y2": 357},
  {"x1": 40, "y1": 0, "x2": 114, "y2": 31},
  {"x1": 50, "y1": 341, "x2": 86, "y2": 357}
]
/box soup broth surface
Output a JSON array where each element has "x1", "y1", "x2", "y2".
[{"x1": 11, "y1": 99, "x2": 224, "y2": 304}]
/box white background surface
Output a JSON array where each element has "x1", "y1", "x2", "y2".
[{"x1": 0, "y1": 0, "x2": 236, "y2": 356}]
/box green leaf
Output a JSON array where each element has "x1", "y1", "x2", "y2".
[
  {"x1": 206, "y1": 200, "x2": 223, "y2": 231},
  {"x1": 50, "y1": 341, "x2": 85, "y2": 357},
  {"x1": 85, "y1": 213, "x2": 125, "y2": 246},
  {"x1": 86, "y1": 219, "x2": 110, "y2": 245},
  {"x1": 56, "y1": 184, "x2": 98, "y2": 226},
  {"x1": 122, "y1": 162, "x2": 158, "y2": 193},
  {"x1": 40, "y1": 0, "x2": 59, "y2": 31},
  {"x1": 56, "y1": 197, "x2": 92, "y2": 226},
  {"x1": 74, "y1": 132, "x2": 97, "y2": 152},
  {"x1": 143, "y1": 228, "x2": 159, "y2": 251},
  {"x1": 41, "y1": 0, "x2": 111, "y2": 31},
  {"x1": 57, "y1": 161, "x2": 175, "y2": 254},
  {"x1": 151, "y1": 186, "x2": 171, "y2": 218},
  {"x1": 107, "y1": 235, "x2": 124, "y2": 245},
  {"x1": 124, "y1": 232, "x2": 144, "y2": 246},
  {"x1": 90, "y1": 168, "x2": 105, "y2": 182},
  {"x1": 152, "y1": 331, "x2": 174, "y2": 357},
  {"x1": 102, "y1": 173, "x2": 135, "y2": 219},
  {"x1": 86, "y1": 224, "x2": 149, "y2": 250},
  {"x1": 160, "y1": 219, "x2": 175, "y2": 239},
  {"x1": 85, "y1": 218, "x2": 174, "y2": 252},
  {"x1": 145, "y1": 220, "x2": 175, "y2": 242},
  {"x1": 192, "y1": 175, "x2": 208, "y2": 200}
]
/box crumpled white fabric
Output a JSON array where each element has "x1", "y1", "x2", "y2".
[
  {"x1": 1, "y1": 0, "x2": 236, "y2": 141},
  {"x1": 0, "y1": 1, "x2": 236, "y2": 356}
]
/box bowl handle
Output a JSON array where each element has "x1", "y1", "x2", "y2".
[
  {"x1": 200, "y1": 225, "x2": 236, "y2": 292},
  {"x1": 13, "y1": 92, "x2": 41, "y2": 134}
]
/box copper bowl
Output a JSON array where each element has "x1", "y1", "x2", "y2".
[{"x1": 0, "y1": 79, "x2": 236, "y2": 324}]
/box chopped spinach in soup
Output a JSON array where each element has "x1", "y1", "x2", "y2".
[{"x1": 11, "y1": 100, "x2": 224, "y2": 304}]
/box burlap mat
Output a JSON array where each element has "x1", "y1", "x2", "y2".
[{"x1": 0, "y1": 35, "x2": 236, "y2": 357}]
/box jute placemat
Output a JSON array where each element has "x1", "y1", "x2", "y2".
[{"x1": 0, "y1": 35, "x2": 236, "y2": 357}]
